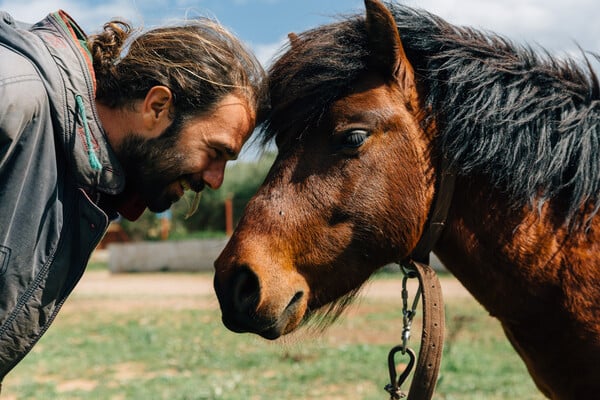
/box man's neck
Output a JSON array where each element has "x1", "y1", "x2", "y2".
[{"x1": 95, "y1": 102, "x2": 132, "y2": 150}]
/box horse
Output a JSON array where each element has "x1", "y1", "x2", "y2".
[{"x1": 213, "y1": 0, "x2": 600, "y2": 398}]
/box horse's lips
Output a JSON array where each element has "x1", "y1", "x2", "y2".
[
  {"x1": 220, "y1": 291, "x2": 306, "y2": 340},
  {"x1": 220, "y1": 315, "x2": 283, "y2": 340}
]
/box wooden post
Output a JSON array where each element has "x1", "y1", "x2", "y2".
[{"x1": 225, "y1": 196, "x2": 233, "y2": 236}]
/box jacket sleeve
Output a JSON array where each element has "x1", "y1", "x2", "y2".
[{"x1": 0, "y1": 44, "x2": 47, "y2": 170}]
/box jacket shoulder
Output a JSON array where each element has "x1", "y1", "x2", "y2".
[{"x1": 0, "y1": 45, "x2": 47, "y2": 149}]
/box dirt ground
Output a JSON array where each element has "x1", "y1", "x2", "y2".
[
  {"x1": 69, "y1": 269, "x2": 471, "y2": 311},
  {"x1": 74, "y1": 269, "x2": 473, "y2": 299}
]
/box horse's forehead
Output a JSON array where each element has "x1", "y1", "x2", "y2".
[
  {"x1": 329, "y1": 80, "x2": 403, "y2": 125},
  {"x1": 270, "y1": 77, "x2": 405, "y2": 149}
]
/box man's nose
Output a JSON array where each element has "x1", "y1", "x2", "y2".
[{"x1": 202, "y1": 159, "x2": 227, "y2": 189}]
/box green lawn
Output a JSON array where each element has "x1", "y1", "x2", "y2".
[{"x1": 2, "y1": 274, "x2": 544, "y2": 400}]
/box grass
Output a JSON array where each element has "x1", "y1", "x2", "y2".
[
  {"x1": 2, "y1": 273, "x2": 545, "y2": 400},
  {"x1": 85, "y1": 261, "x2": 109, "y2": 271}
]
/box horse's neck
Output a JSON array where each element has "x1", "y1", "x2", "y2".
[
  {"x1": 434, "y1": 173, "x2": 600, "y2": 398},
  {"x1": 432, "y1": 174, "x2": 571, "y2": 319},
  {"x1": 435, "y1": 173, "x2": 600, "y2": 317}
]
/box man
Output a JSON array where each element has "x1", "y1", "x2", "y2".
[{"x1": 0, "y1": 10, "x2": 265, "y2": 380}]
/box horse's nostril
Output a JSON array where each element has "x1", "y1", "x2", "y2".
[
  {"x1": 232, "y1": 268, "x2": 260, "y2": 313},
  {"x1": 287, "y1": 291, "x2": 304, "y2": 309}
]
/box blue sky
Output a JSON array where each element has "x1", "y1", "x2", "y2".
[{"x1": 1, "y1": 0, "x2": 599, "y2": 67}]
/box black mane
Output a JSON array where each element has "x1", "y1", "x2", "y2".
[{"x1": 263, "y1": 3, "x2": 600, "y2": 225}]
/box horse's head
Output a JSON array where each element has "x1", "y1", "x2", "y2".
[{"x1": 214, "y1": 0, "x2": 436, "y2": 339}]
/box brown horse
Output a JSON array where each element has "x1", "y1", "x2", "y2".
[{"x1": 213, "y1": 0, "x2": 600, "y2": 398}]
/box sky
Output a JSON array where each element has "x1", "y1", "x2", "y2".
[{"x1": 1, "y1": 0, "x2": 599, "y2": 68}]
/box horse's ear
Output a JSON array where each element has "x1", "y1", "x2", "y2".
[
  {"x1": 364, "y1": 0, "x2": 414, "y2": 88},
  {"x1": 288, "y1": 32, "x2": 301, "y2": 49}
]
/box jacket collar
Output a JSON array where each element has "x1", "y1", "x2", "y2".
[{"x1": 36, "y1": 11, "x2": 126, "y2": 196}]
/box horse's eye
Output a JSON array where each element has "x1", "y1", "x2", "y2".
[{"x1": 340, "y1": 129, "x2": 370, "y2": 149}]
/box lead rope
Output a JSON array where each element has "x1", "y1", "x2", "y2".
[{"x1": 384, "y1": 260, "x2": 445, "y2": 400}]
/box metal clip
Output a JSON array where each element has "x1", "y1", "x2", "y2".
[
  {"x1": 400, "y1": 263, "x2": 421, "y2": 353},
  {"x1": 385, "y1": 346, "x2": 416, "y2": 399}
]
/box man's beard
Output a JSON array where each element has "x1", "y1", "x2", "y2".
[{"x1": 116, "y1": 115, "x2": 192, "y2": 212}]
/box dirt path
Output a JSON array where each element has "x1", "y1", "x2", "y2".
[{"x1": 73, "y1": 271, "x2": 470, "y2": 301}]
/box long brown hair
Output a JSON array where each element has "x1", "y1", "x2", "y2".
[{"x1": 88, "y1": 18, "x2": 266, "y2": 120}]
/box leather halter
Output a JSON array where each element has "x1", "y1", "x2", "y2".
[
  {"x1": 388, "y1": 157, "x2": 455, "y2": 399},
  {"x1": 409, "y1": 156, "x2": 456, "y2": 264}
]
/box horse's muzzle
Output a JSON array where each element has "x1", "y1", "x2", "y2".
[{"x1": 214, "y1": 266, "x2": 307, "y2": 340}]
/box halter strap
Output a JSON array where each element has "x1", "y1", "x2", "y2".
[{"x1": 409, "y1": 156, "x2": 456, "y2": 264}]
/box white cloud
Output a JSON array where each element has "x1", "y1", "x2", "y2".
[
  {"x1": 0, "y1": 0, "x2": 142, "y2": 32},
  {"x1": 0, "y1": 0, "x2": 66, "y2": 22},
  {"x1": 252, "y1": 37, "x2": 287, "y2": 68},
  {"x1": 405, "y1": 0, "x2": 599, "y2": 55}
]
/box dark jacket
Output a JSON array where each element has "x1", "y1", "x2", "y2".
[{"x1": 0, "y1": 10, "x2": 125, "y2": 379}]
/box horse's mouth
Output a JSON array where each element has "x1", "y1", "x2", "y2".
[
  {"x1": 221, "y1": 314, "x2": 288, "y2": 341},
  {"x1": 219, "y1": 300, "x2": 279, "y2": 339},
  {"x1": 221, "y1": 315, "x2": 275, "y2": 339},
  {"x1": 219, "y1": 289, "x2": 307, "y2": 340}
]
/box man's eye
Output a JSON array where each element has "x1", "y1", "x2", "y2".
[
  {"x1": 211, "y1": 146, "x2": 236, "y2": 161},
  {"x1": 210, "y1": 146, "x2": 225, "y2": 158}
]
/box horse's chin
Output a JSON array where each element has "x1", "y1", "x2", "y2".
[{"x1": 250, "y1": 290, "x2": 363, "y2": 340}]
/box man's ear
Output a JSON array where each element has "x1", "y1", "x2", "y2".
[{"x1": 142, "y1": 86, "x2": 173, "y2": 129}]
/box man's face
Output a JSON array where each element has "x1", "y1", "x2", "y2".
[{"x1": 116, "y1": 94, "x2": 255, "y2": 212}]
